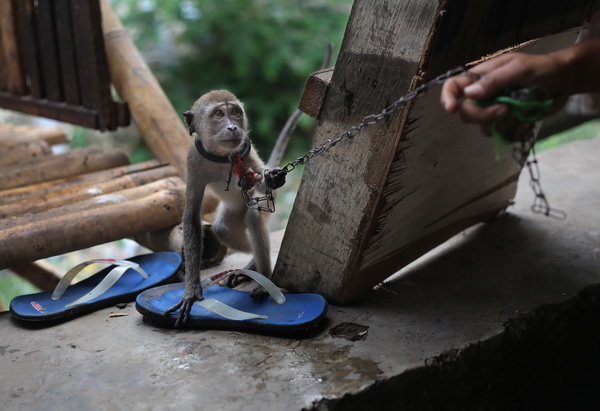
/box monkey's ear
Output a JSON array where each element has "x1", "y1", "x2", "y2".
[{"x1": 182, "y1": 111, "x2": 195, "y2": 135}]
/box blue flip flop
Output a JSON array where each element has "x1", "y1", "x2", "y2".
[
  {"x1": 136, "y1": 269, "x2": 328, "y2": 333},
  {"x1": 10, "y1": 252, "x2": 182, "y2": 322}
]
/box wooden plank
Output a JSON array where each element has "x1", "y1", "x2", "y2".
[
  {"x1": 273, "y1": 0, "x2": 592, "y2": 304},
  {"x1": 17, "y1": 0, "x2": 43, "y2": 97},
  {"x1": 0, "y1": 147, "x2": 129, "y2": 190},
  {"x1": 299, "y1": 67, "x2": 334, "y2": 119},
  {"x1": 0, "y1": 0, "x2": 26, "y2": 94},
  {"x1": 274, "y1": 0, "x2": 441, "y2": 303},
  {"x1": 86, "y1": 0, "x2": 119, "y2": 131},
  {"x1": 35, "y1": 0, "x2": 63, "y2": 101},
  {"x1": 0, "y1": 2, "x2": 8, "y2": 91},
  {"x1": 0, "y1": 92, "x2": 99, "y2": 128},
  {"x1": 53, "y1": 0, "x2": 81, "y2": 105},
  {"x1": 0, "y1": 165, "x2": 179, "y2": 218},
  {"x1": 71, "y1": 0, "x2": 116, "y2": 130},
  {"x1": 0, "y1": 188, "x2": 186, "y2": 269}
]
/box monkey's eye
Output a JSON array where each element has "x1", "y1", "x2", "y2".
[
  {"x1": 214, "y1": 109, "x2": 224, "y2": 117},
  {"x1": 231, "y1": 108, "x2": 242, "y2": 117}
]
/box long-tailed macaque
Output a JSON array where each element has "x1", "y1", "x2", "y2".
[{"x1": 165, "y1": 90, "x2": 285, "y2": 326}]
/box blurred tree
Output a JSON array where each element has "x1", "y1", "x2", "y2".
[{"x1": 112, "y1": 0, "x2": 352, "y2": 157}]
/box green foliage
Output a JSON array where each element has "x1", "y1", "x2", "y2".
[{"x1": 112, "y1": 0, "x2": 352, "y2": 156}]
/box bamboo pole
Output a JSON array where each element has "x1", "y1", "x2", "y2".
[
  {"x1": 0, "y1": 166, "x2": 179, "y2": 218},
  {"x1": 0, "y1": 148, "x2": 129, "y2": 190},
  {"x1": 9, "y1": 261, "x2": 61, "y2": 291},
  {"x1": 0, "y1": 177, "x2": 184, "y2": 229},
  {"x1": 0, "y1": 140, "x2": 52, "y2": 167},
  {"x1": 0, "y1": 187, "x2": 185, "y2": 269},
  {"x1": 99, "y1": 0, "x2": 190, "y2": 178},
  {"x1": 0, "y1": 159, "x2": 164, "y2": 205},
  {"x1": 0, "y1": 125, "x2": 68, "y2": 145}
]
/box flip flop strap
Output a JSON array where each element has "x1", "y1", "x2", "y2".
[
  {"x1": 51, "y1": 259, "x2": 149, "y2": 307},
  {"x1": 196, "y1": 298, "x2": 269, "y2": 321},
  {"x1": 201, "y1": 269, "x2": 286, "y2": 305}
]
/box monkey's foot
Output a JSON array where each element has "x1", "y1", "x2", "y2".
[
  {"x1": 164, "y1": 291, "x2": 204, "y2": 328},
  {"x1": 226, "y1": 272, "x2": 252, "y2": 288}
]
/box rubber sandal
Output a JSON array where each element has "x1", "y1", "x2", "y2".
[
  {"x1": 10, "y1": 252, "x2": 182, "y2": 322},
  {"x1": 135, "y1": 269, "x2": 328, "y2": 333}
]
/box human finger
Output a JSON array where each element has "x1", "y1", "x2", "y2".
[{"x1": 440, "y1": 74, "x2": 476, "y2": 112}]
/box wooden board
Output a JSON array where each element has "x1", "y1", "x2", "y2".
[{"x1": 273, "y1": 0, "x2": 599, "y2": 304}]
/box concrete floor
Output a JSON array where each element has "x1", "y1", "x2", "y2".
[{"x1": 1, "y1": 136, "x2": 599, "y2": 410}]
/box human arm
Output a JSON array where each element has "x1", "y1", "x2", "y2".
[{"x1": 440, "y1": 38, "x2": 600, "y2": 136}]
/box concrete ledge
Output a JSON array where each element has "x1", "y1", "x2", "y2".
[{"x1": 1, "y1": 136, "x2": 599, "y2": 410}]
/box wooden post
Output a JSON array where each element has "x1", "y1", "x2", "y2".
[
  {"x1": 273, "y1": 0, "x2": 599, "y2": 304},
  {"x1": 99, "y1": 0, "x2": 190, "y2": 177}
]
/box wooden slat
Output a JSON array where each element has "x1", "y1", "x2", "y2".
[
  {"x1": 17, "y1": 0, "x2": 42, "y2": 97},
  {"x1": 0, "y1": 91, "x2": 99, "y2": 128},
  {"x1": 0, "y1": 2, "x2": 8, "y2": 92},
  {"x1": 71, "y1": 0, "x2": 115, "y2": 130},
  {"x1": 0, "y1": 125, "x2": 68, "y2": 145},
  {"x1": 0, "y1": 147, "x2": 129, "y2": 190},
  {"x1": 0, "y1": 0, "x2": 26, "y2": 94},
  {"x1": 53, "y1": 0, "x2": 81, "y2": 105},
  {"x1": 35, "y1": 0, "x2": 63, "y2": 101},
  {"x1": 0, "y1": 177, "x2": 185, "y2": 230},
  {"x1": 0, "y1": 188, "x2": 186, "y2": 269},
  {"x1": 299, "y1": 67, "x2": 334, "y2": 119},
  {"x1": 0, "y1": 165, "x2": 179, "y2": 218}
]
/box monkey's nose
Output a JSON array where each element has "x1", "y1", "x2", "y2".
[{"x1": 227, "y1": 125, "x2": 238, "y2": 132}]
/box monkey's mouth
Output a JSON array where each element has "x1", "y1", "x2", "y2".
[{"x1": 219, "y1": 138, "x2": 243, "y2": 150}]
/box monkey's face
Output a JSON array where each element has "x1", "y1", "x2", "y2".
[{"x1": 204, "y1": 101, "x2": 247, "y2": 151}]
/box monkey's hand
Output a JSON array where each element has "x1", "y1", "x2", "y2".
[
  {"x1": 264, "y1": 168, "x2": 286, "y2": 189},
  {"x1": 238, "y1": 168, "x2": 262, "y2": 190},
  {"x1": 164, "y1": 288, "x2": 204, "y2": 328}
]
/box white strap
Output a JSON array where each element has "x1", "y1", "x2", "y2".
[
  {"x1": 51, "y1": 259, "x2": 149, "y2": 308},
  {"x1": 196, "y1": 298, "x2": 269, "y2": 321},
  {"x1": 200, "y1": 269, "x2": 286, "y2": 305}
]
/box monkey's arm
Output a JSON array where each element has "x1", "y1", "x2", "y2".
[
  {"x1": 243, "y1": 152, "x2": 286, "y2": 192},
  {"x1": 165, "y1": 154, "x2": 207, "y2": 326}
]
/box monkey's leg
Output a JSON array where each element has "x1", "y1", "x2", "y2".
[
  {"x1": 212, "y1": 203, "x2": 253, "y2": 252},
  {"x1": 164, "y1": 183, "x2": 205, "y2": 327},
  {"x1": 245, "y1": 209, "x2": 272, "y2": 277}
]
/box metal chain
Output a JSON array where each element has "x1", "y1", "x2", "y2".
[
  {"x1": 280, "y1": 66, "x2": 468, "y2": 174},
  {"x1": 249, "y1": 65, "x2": 559, "y2": 218},
  {"x1": 513, "y1": 135, "x2": 566, "y2": 219}
]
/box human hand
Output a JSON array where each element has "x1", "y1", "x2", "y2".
[{"x1": 440, "y1": 52, "x2": 569, "y2": 137}]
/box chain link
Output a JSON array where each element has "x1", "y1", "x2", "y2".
[
  {"x1": 513, "y1": 136, "x2": 566, "y2": 219},
  {"x1": 264, "y1": 65, "x2": 559, "y2": 218},
  {"x1": 280, "y1": 66, "x2": 468, "y2": 173}
]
